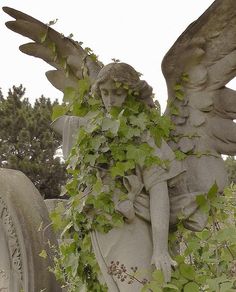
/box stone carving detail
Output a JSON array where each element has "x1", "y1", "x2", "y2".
[
  {"x1": 0, "y1": 195, "x2": 23, "y2": 284},
  {"x1": 0, "y1": 169, "x2": 62, "y2": 292},
  {"x1": 0, "y1": 269, "x2": 8, "y2": 292}
]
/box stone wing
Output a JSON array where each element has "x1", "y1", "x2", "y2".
[
  {"x1": 3, "y1": 6, "x2": 103, "y2": 93},
  {"x1": 162, "y1": 0, "x2": 236, "y2": 156}
]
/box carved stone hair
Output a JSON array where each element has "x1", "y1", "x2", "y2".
[{"x1": 91, "y1": 62, "x2": 155, "y2": 107}]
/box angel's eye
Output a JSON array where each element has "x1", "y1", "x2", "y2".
[
  {"x1": 116, "y1": 91, "x2": 123, "y2": 96},
  {"x1": 115, "y1": 89, "x2": 126, "y2": 97}
]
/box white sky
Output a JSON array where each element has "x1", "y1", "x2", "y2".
[{"x1": 1, "y1": 0, "x2": 227, "y2": 111}]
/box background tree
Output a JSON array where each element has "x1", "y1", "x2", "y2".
[
  {"x1": 0, "y1": 85, "x2": 66, "y2": 199},
  {"x1": 225, "y1": 156, "x2": 236, "y2": 184}
]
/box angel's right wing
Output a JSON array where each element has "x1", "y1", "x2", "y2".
[
  {"x1": 162, "y1": 0, "x2": 236, "y2": 193},
  {"x1": 3, "y1": 7, "x2": 104, "y2": 158},
  {"x1": 3, "y1": 6, "x2": 103, "y2": 93}
]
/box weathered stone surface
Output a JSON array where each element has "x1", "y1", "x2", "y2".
[
  {"x1": 0, "y1": 168, "x2": 61, "y2": 292},
  {"x1": 3, "y1": 1, "x2": 236, "y2": 290}
]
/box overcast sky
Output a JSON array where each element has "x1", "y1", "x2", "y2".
[{"x1": 0, "y1": 0, "x2": 224, "y2": 111}]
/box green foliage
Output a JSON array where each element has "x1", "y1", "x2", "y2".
[
  {"x1": 49, "y1": 65, "x2": 236, "y2": 291},
  {"x1": 51, "y1": 82, "x2": 173, "y2": 291},
  {"x1": 225, "y1": 156, "x2": 236, "y2": 184},
  {"x1": 141, "y1": 183, "x2": 236, "y2": 291},
  {"x1": 0, "y1": 85, "x2": 66, "y2": 198}
]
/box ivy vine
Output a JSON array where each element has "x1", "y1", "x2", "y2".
[
  {"x1": 50, "y1": 81, "x2": 174, "y2": 291},
  {"x1": 38, "y1": 31, "x2": 236, "y2": 291}
]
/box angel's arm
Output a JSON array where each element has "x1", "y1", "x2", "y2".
[
  {"x1": 150, "y1": 181, "x2": 169, "y2": 253},
  {"x1": 149, "y1": 181, "x2": 175, "y2": 282},
  {"x1": 51, "y1": 115, "x2": 82, "y2": 159}
]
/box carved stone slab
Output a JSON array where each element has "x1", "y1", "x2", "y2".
[{"x1": 0, "y1": 168, "x2": 62, "y2": 292}]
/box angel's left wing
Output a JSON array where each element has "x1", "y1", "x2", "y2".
[
  {"x1": 162, "y1": 0, "x2": 236, "y2": 192},
  {"x1": 3, "y1": 6, "x2": 103, "y2": 93}
]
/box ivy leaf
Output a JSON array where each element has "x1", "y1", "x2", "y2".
[
  {"x1": 174, "y1": 84, "x2": 183, "y2": 91},
  {"x1": 213, "y1": 227, "x2": 236, "y2": 244},
  {"x1": 196, "y1": 194, "x2": 210, "y2": 213},
  {"x1": 47, "y1": 18, "x2": 58, "y2": 26},
  {"x1": 112, "y1": 212, "x2": 124, "y2": 227},
  {"x1": 111, "y1": 160, "x2": 135, "y2": 177},
  {"x1": 102, "y1": 117, "x2": 120, "y2": 135},
  {"x1": 118, "y1": 116, "x2": 141, "y2": 139},
  {"x1": 85, "y1": 121, "x2": 99, "y2": 133},
  {"x1": 39, "y1": 249, "x2": 47, "y2": 259},
  {"x1": 179, "y1": 263, "x2": 195, "y2": 280},
  {"x1": 72, "y1": 103, "x2": 89, "y2": 116},
  {"x1": 196, "y1": 229, "x2": 211, "y2": 241},
  {"x1": 92, "y1": 178, "x2": 103, "y2": 194},
  {"x1": 163, "y1": 283, "x2": 179, "y2": 290},
  {"x1": 50, "y1": 209, "x2": 66, "y2": 231},
  {"x1": 129, "y1": 112, "x2": 148, "y2": 130},
  {"x1": 84, "y1": 153, "x2": 98, "y2": 166},
  {"x1": 175, "y1": 90, "x2": 185, "y2": 101},
  {"x1": 175, "y1": 150, "x2": 187, "y2": 161},
  {"x1": 150, "y1": 127, "x2": 162, "y2": 147},
  {"x1": 124, "y1": 96, "x2": 142, "y2": 113},
  {"x1": 207, "y1": 182, "x2": 218, "y2": 200},
  {"x1": 110, "y1": 106, "x2": 123, "y2": 118},
  {"x1": 90, "y1": 135, "x2": 106, "y2": 151},
  {"x1": 183, "y1": 282, "x2": 199, "y2": 292},
  {"x1": 152, "y1": 269, "x2": 164, "y2": 284},
  {"x1": 61, "y1": 221, "x2": 73, "y2": 238},
  {"x1": 181, "y1": 73, "x2": 189, "y2": 82},
  {"x1": 95, "y1": 214, "x2": 113, "y2": 233},
  {"x1": 63, "y1": 87, "x2": 77, "y2": 102},
  {"x1": 126, "y1": 143, "x2": 153, "y2": 166},
  {"x1": 206, "y1": 276, "x2": 229, "y2": 291},
  {"x1": 157, "y1": 115, "x2": 173, "y2": 137},
  {"x1": 219, "y1": 281, "x2": 234, "y2": 292},
  {"x1": 78, "y1": 78, "x2": 90, "y2": 99},
  {"x1": 142, "y1": 281, "x2": 162, "y2": 292},
  {"x1": 126, "y1": 144, "x2": 145, "y2": 165},
  {"x1": 110, "y1": 144, "x2": 126, "y2": 161},
  {"x1": 52, "y1": 104, "x2": 67, "y2": 120},
  {"x1": 82, "y1": 235, "x2": 92, "y2": 252},
  {"x1": 169, "y1": 104, "x2": 179, "y2": 116}
]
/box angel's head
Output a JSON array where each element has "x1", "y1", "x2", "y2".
[{"x1": 91, "y1": 62, "x2": 154, "y2": 111}]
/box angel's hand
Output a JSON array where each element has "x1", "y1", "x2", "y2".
[{"x1": 151, "y1": 251, "x2": 177, "y2": 282}]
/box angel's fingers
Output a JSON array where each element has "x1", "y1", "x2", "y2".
[
  {"x1": 153, "y1": 261, "x2": 161, "y2": 270},
  {"x1": 160, "y1": 261, "x2": 171, "y2": 283}
]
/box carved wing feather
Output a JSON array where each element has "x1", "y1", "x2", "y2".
[
  {"x1": 163, "y1": 0, "x2": 236, "y2": 89},
  {"x1": 162, "y1": 0, "x2": 236, "y2": 157},
  {"x1": 3, "y1": 6, "x2": 103, "y2": 92}
]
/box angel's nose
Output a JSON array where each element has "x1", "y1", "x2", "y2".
[{"x1": 110, "y1": 96, "x2": 117, "y2": 106}]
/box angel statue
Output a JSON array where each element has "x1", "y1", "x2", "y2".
[{"x1": 3, "y1": 0, "x2": 236, "y2": 291}]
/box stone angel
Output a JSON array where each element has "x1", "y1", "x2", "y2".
[{"x1": 3, "y1": 0, "x2": 236, "y2": 290}]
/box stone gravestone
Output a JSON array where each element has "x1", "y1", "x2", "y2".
[{"x1": 0, "y1": 168, "x2": 61, "y2": 292}]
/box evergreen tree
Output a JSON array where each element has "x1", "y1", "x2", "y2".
[
  {"x1": 0, "y1": 85, "x2": 66, "y2": 198},
  {"x1": 225, "y1": 156, "x2": 236, "y2": 184}
]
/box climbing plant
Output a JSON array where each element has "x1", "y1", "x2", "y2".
[
  {"x1": 49, "y1": 74, "x2": 236, "y2": 292},
  {"x1": 50, "y1": 78, "x2": 174, "y2": 291}
]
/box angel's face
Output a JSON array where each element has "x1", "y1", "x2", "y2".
[{"x1": 99, "y1": 79, "x2": 127, "y2": 111}]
